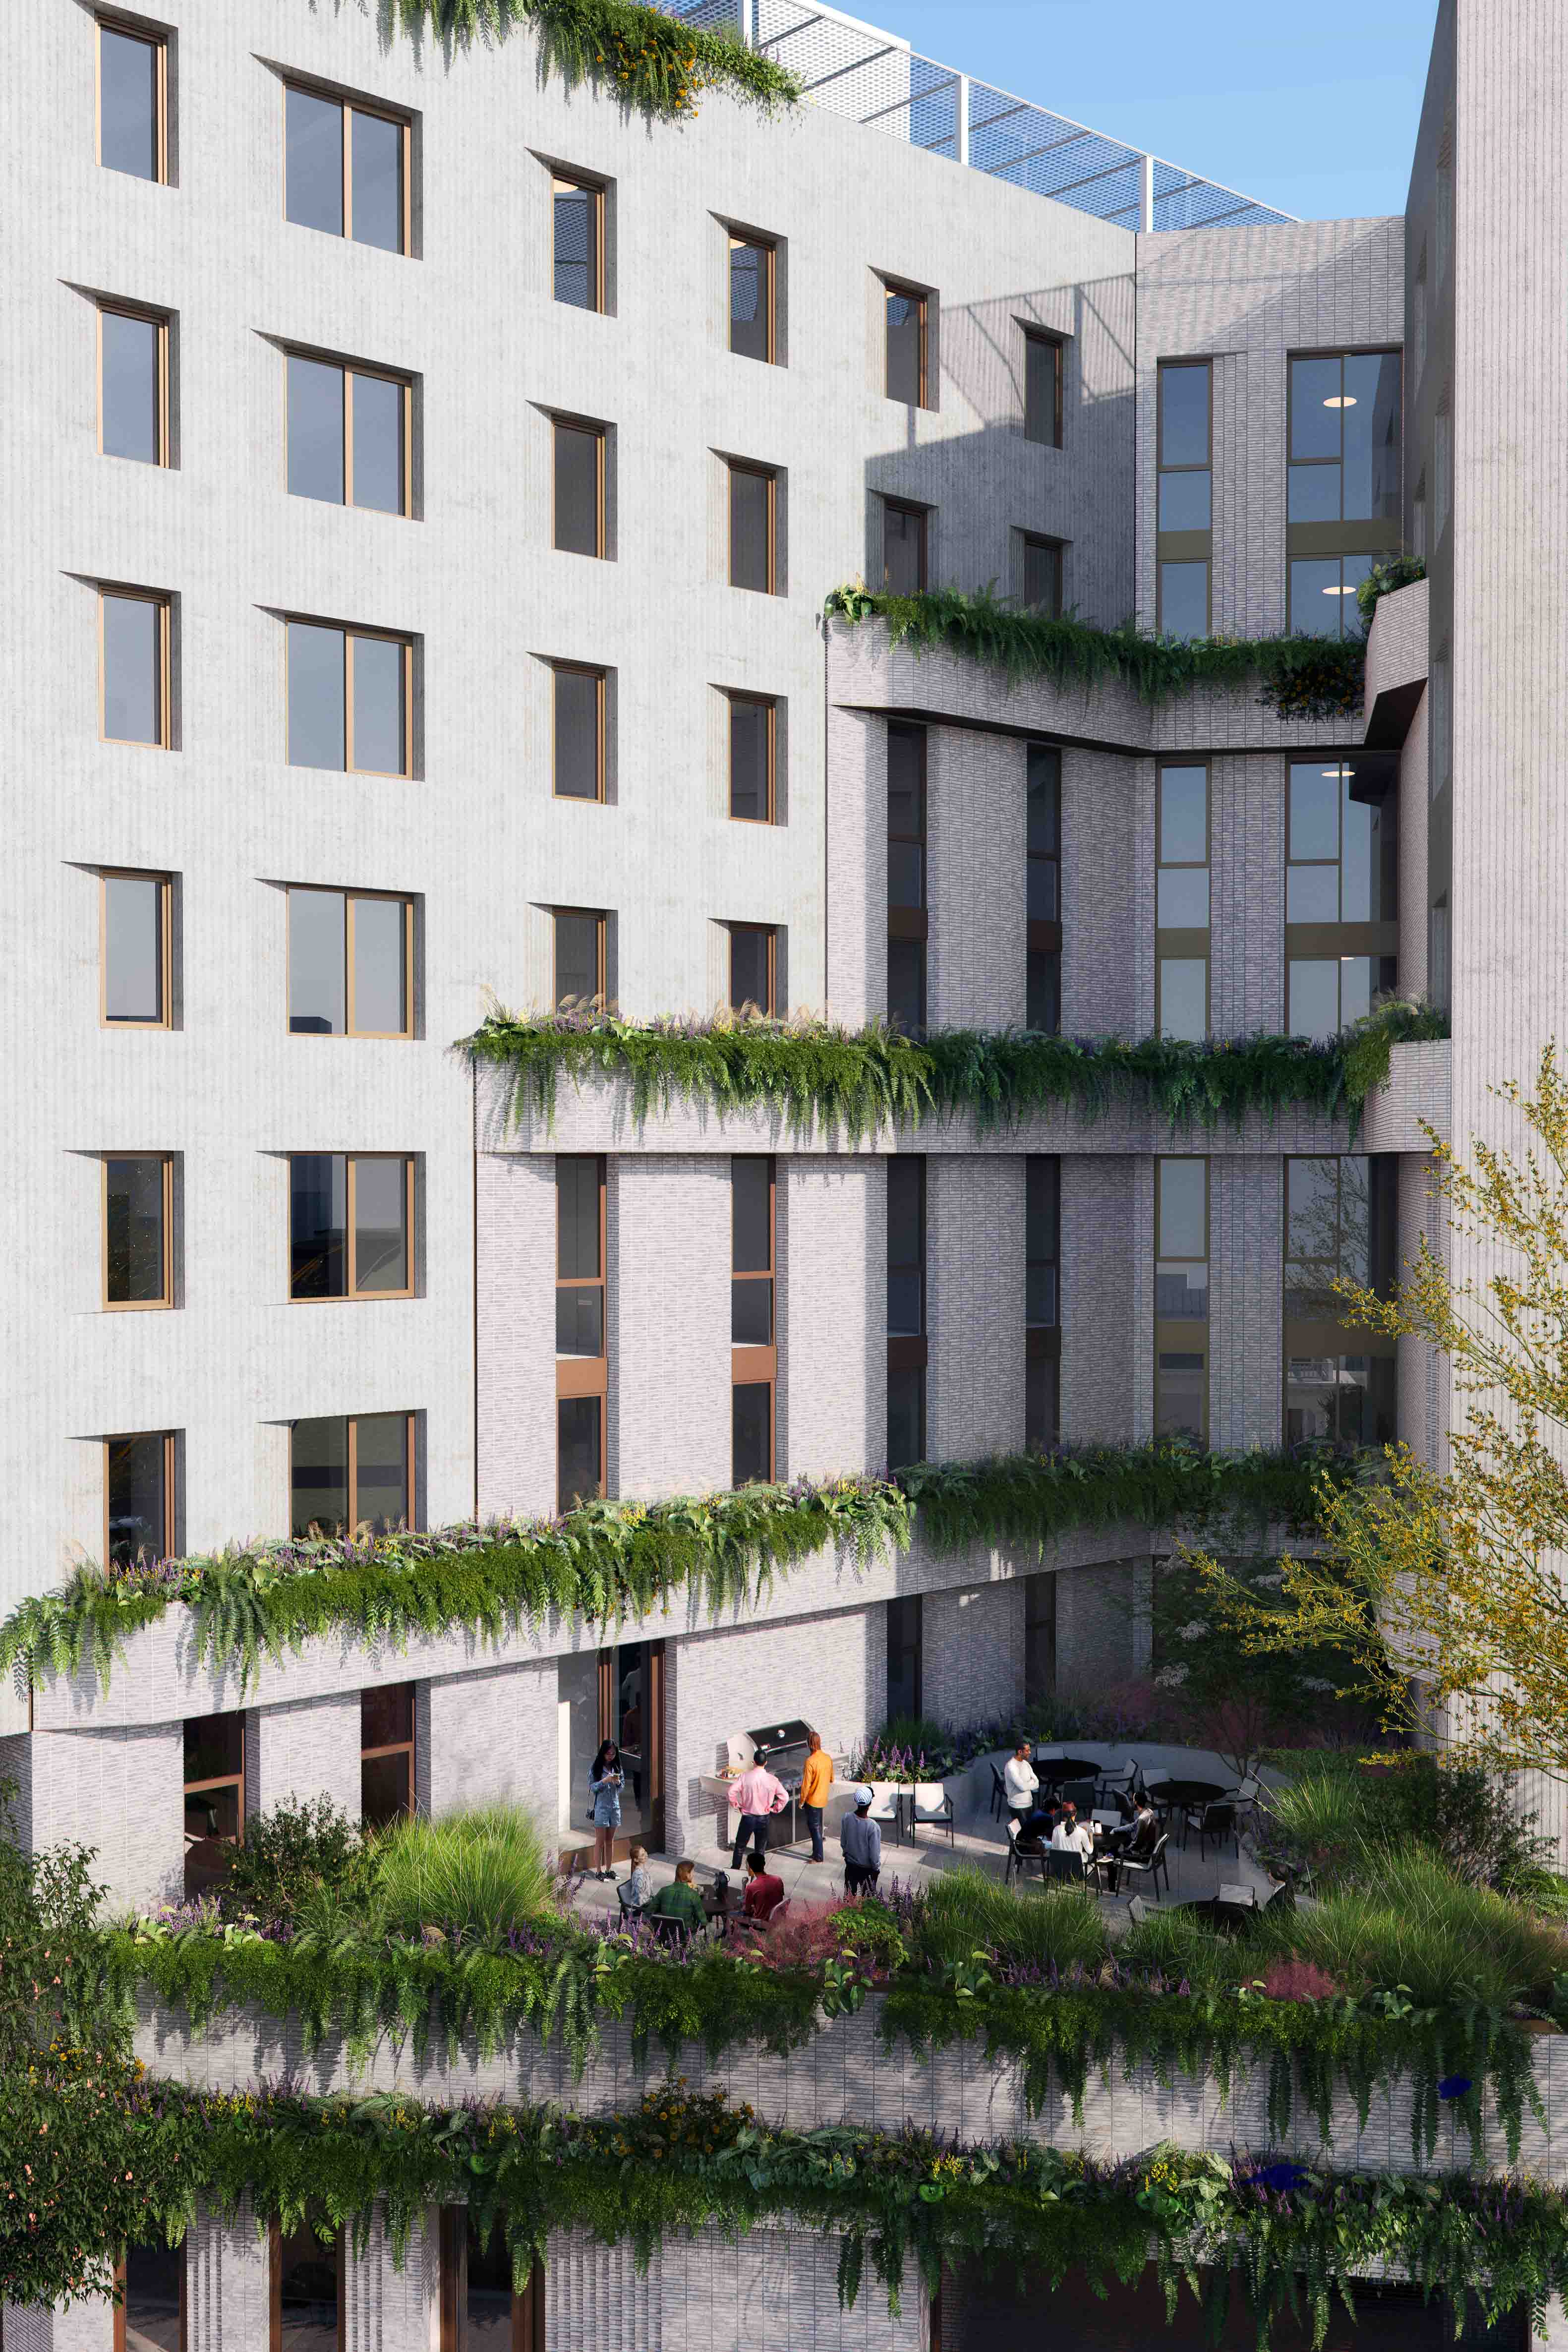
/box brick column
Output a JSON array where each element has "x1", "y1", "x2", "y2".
[{"x1": 188, "y1": 2195, "x2": 270, "y2": 2352}]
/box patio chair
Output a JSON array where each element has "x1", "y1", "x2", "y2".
[
  {"x1": 1045, "y1": 1849, "x2": 1087, "y2": 1888},
  {"x1": 1004, "y1": 1818, "x2": 1047, "y2": 1889},
  {"x1": 1060, "y1": 1779, "x2": 1097, "y2": 1814},
  {"x1": 911, "y1": 1781, "x2": 955, "y2": 1848},
  {"x1": 763, "y1": 1898, "x2": 792, "y2": 1933},
  {"x1": 1192, "y1": 1802, "x2": 1237, "y2": 1861},
  {"x1": 617, "y1": 1882, "x2": 644, "y2": 1919},
  {"x1": 1096, "y1": 1756, "x2": 1140, "y2": 1801},
  {"x1": 989, "y1": 1763, "x2": 1008, "y2": 1822},
  {"x1": 649, "y1": 1912, "x2": 694, "y2": 1948},
  {"x1": 1119, "y1": 1832, "x2": 1170, "y2": 1902}
]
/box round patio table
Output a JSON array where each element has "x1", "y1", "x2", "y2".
[
  {"x1": 1032, "y1": 1753, "x2": 1102, "y2": 1783},
  {"x1": 1150, "y1": 1777, "x2": 1230, "y2": 1810}
]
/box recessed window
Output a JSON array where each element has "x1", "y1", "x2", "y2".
[
  {"x1": 886, "y1": 1594, "x2": 923, "y2": 1719},
  {"x1": 443, "y1": 2213, "x2": 543, "y2": 2352},
  {"x1": 1157, "y1": 360, "x2": 1212, "y2": 641},
  {"x1": 285, "y1": 81, "x2": 409, "y2": 254},
  {"x1": 557, "y1": 1155, "x2": 606, "y2": 1514},
  {"x1": 271, "y1": 2220, "x2": 343, "y2": 2352},
  {"x1": 1023, "y1": 329, "x2": 1063, "y2": 447},
  {"x1": 553, "y1": 907, "x2": 606, "y2": 1008},
  {"x1": 553, "y1": 174, "x2": 604, "y2": 310},
  {"x1": 728, "y1": 461, "x2": 777, "y2": 593},
  {"x1": 118, "y1": 2238, "x2": 185, "y2": 2352},
  {"x1": 728, "y1": 923, "x2": 777, "y2": 1015},
  {"x1": 1026, "y1": 1154, "x2": 1060, "y2": 1450},
  {"x1": 886, "y1": 721, "x2": 927, "y2": 1036},
  {"x1": 286, "y1": 619, "x2": 410, "y2": 774},
  {"x1": 886, "y1": 1157, "x2": 927, "y2": 1469},
  {"x1": 884, "y1": 280, "x2": 929, "y2": 407},
  {"x1": 97, "y1": 17, "x2": 167, "y2": 183},
  {"x1": 101, "y1": 869, "x2": 172, "y2": 1027},
  {"x1": 183, "y1": 1712, "x2": 243, "y2": 1895},
  {"x1": 291, "y1": 1411, "x2": 413, "y2": 1536},
  {"x1": 288, "y1": 886, "x2": 413, "y2": 1038},
  {"x1": 290, "y1": 1154, "x2": 412, "y2": 1300},
  {"x1": 551, "y1": 664, "x2": 606, "y2": 802},
  {"x1": 1155, "y1": 1156, "x2": 1208, "y2": 1441},
  {"x1": 361, "y1": 1683, "x2": 415, "y2": 1826},
  {"x1": 732, "y1": 1155, "x2": 776, "y2": 1485},
  {"x1": 103, "y1": 1154, "x2": 172, "y2": 1310},
  {"x1": 1285, "y1": 350, "x2": 1402, "y2": 636},
  {"x1": 1284, "y1": 1154, "x2": 1396, "y2": 1446},
  {"x1": 1026, "y1": 743, "x2": 1061, "y2": 1034},
  {"x1": 100, "y1": 588, "x2": 171, "y2": 747},
  {"x1": 287, "y1": 353, "x2": 409, "y2": 516},
  {"x1": 1156, "y1": 761, "x2": 1209, "y2": 1042},
  {"x1": 882, "y1": 500, "x2": 928, "y2": 595},
  {"x1": 1021, "y1": 533, "x2": 1062, "y2": 616},
  {"x1": 728, "y1": 694, "x2": 775, "y2": 823},
  {"x1": 553, "y1": 416, "x2": 607, "y2": 557},
  {"x1": 1286, "y1": 757, "x2": 1398, "y2": 1039},
  {"x1": 729, "y1": 234, "x2": 776, "y2": 362},
  {"x1": 99, "y1": 303, "x2": 169, "y2": 466},
  {"x1": 105, "y1": 1429, "x2": 174, "y2": 1569}
]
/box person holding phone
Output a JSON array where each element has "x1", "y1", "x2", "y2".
[{"x1": 589, "y1": 1738, "x2": 624, "y2": 1881}]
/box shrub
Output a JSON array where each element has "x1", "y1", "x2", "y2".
[
  {"x1": 912, "y1": 1868, "x2": 1108, "y2": 1976},
  {"x1": 210, "y1": 1796, "x2": 366, "y2": 1929},
  {"x1": 1261, "y1": 1958, "x2": 1344, "y2": 2001},
  {"x1": 369, "y1": 1806, "x2": 555, "y2": 1946},
  {"x1": 1260, "y1": 1848, "x2": 1568, "y2": 2008},
  {"x1": 1118, "y1": 1901, "x2": 1240, "y2": 1995}
]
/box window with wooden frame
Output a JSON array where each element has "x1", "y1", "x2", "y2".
[
  {"x1": 105, "y1": 1429, "x2": 174, "y2": 1569},
  {"x1": 361, "y1": 1683, "x2": 416, "y2": 1826},
  {"x1": 284, "y1": 80, "x2": 410, "y2": 255},
  {"x1": 553, "y1": 416, "x2": 607, "y2": 557},
  {"x1": 1155, "y1": 1156, "x2": 1208, "y2": 1442},
  {"x1": 552, "y1": 172, "x2": 604, "y2": 310},
  {"x1": 287, "y1": 886, "x2": 413, "y2": 1038},
  {"x1": 270, "y1": 2218, "x2": 345, "y2": 2352},
  {"x1": 727, "y1": 922, "x2": 777, "y2": 1015},
  {"x1": 100, "y1": 586, "x2": 171, "y2": 747},
  {"x1": 883, "y1": 279, "x2": 929, "y2": 407},
  {"x1": 1156, "y1": 359, "x2": 1212, "y2": 640},
  {"x1": 97, "y1": 15, "x2": 168, "y2": 183},
  {"x1": 1025, "y1": 1155, "x2": 1060, "y2": 1450},
  {"x1": 290, "y1": 1412, "x2": 414, "y2": 1537},
  {"x1": 551, "y1": 663, "x2": 606, "y2": 803},
  {"x1": 731, "y1": 1156, "x2": 775, "y2": 1485},
  {"x1": 727, "y1": 692, "x2": 775, "y2": 823},
  {"x1": 103, "y1": 1153, "x2": 173, "y2": 1310},
  {"x1": 727, "y1": 460, "x2": 777, "y2": 593},
  {"x1": 1155, "y1": 761, "x2": 1209, "y2": 1042},
  {"x1": 1020, "y1": 532, "x2": 1062, "y2": 616},
  {"x1": 286, "y1": 619, "x2": 411, "y2": 775},
  {"x1": 439, "y1": 2209, "x2": 546, "y2": 2352},
  {"x1": 881, "y1": 499, "x2": 928, "y2": 595},
  {"x1": 886, "y1": 720, "x2": 927, "y2": 1036},
  {"x1": 289, "y1": 1154, "x2": 413, "y2": 1300},
  {"x1": 556, "y1": 1155, "x2": 606, "y2": 1516},
  {"x1": 183, "y1": 1711, "x2": 243, "y2": 1894},
  {"x1": 729, "y1": 232, "x2": 776, "y2": 363},
  {"x1": 1026, "y1": 743, "x2": 1061, "y2": 1034},
  {"x1": 286, "y1": 351, "x2": 411, "y2": 516},
  {"x1": 98, "y1": 301, "x2": 169, "y2": 466},
  {"x1": 1022, "y1": 328, "x2": 1063, "y2": 447},
  {"x1": 115, "y1": 2238, "x2": 186, "y2": 2352},
  {"x1": 886, "y1": 1156, "x2": 926, "y2": 1470},
  {"x1": 552, "y1": 907, "x2": 606, "y2": 1008},
  {"x1": 101, "y1": 868, "x2": 173, "y2": 1027}
]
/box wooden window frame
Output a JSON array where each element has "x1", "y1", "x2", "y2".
[
  {"x1": 360, "y1": 1681, "x2": 416, "y2": 1822},
  {"x1": 881, "y1": 498, "x2": 929, "y2": 593},
  {"x1": 731, "y1": 1155, "x2": 776, "y2": 1480},
  {"x1": 97, "y1": 299, "x2": 171, "y2": 465},
  {"x1": 114, "y1": 2241, "x2": 188, "y2": 2352},
  {"x1": 556, "y1": 1156, "x2": 607, "y2": 1518},
  {"x1": 1021, "y1": 327, "x2": 1063, "y2": 447},
  {"x1": 282, "y1": 80, "x2": 412, "y2": 257},
  {"x1": 1020, "y1": 531, "x2": 1063, "y2": 616},
  {"x1": 551, "y1": 414, "x2": 607, "y2": 558},
  {"x1": 96, "y1": 15, "x2": 169, "y2": 182},
  {"x1": 549, "y1": 662, "x2": 607, "y2": 804},
  {"x1": 100, "y1": 867, "x2": 173, "y2": 1030},
  {"x1": 99, "y1": 585, "x2": 172, "y2": 749},
  {"x1": 284, "y1": 618, "x2": 414, "y2": 778},
  {"x1": 269, "y1": 2221, "x2": 346, "y2": 2352},
  {"x1": 728, "y1": 232, "x2": 776, "y2": 363},
  {"x1": 183, "y1": 1710, "x2": 245, "y2": 1894},
  {"x1": 552, "y1": 172, "x2": 606, "y2": 312},
  {"x1": 288, "y1": 1152, "x2": 415, "y2": 1302},
  {"x1": 104, "y1": 1429, "x2": 175, "y2": 1569},
  {"x1": 551, "y1": 906, "x2": 607, "y2": 1009},
  {"x1": 285, "y1": 350, "x2": 413, "y2": 517},
  {"x1": 883, "y1": 278, "x2": 929, "y2": 407},
  {"x1": 726, "y1": 691, "x2": 776, "y2": 825},
  {"x1": 438, "y1": 2211, "x2": 546, "y2": 2352},
  {"x1": 1154, "y1": 1155, "x2": 1210, "y2": 1444},
  {"x1": 290, "y1": 1411, "x2": 417, "y2": 1537},
  {"x1": 727, "y1": 459, "x2": 777, "y2": 594},
  {"x1": 727, "y1": 922, "x2": 777, "y2": 1016},
  {"x1": 285, "y1": 886, "x2": 415, "y2": 1040},
  {"x1": 102, "y1": 1151, "x2": 174, "y2": 1312}
]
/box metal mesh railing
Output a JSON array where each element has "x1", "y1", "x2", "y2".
[{"x1": 667, "y1": 0, "x2": 1292, "y2": 232}]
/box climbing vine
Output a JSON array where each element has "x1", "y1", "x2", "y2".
[{"x1": 378, "y1": 0, "x2": 800, "y2": 118}]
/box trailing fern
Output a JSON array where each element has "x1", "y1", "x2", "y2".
[{"x1": 378, "y1": 0, "x2": 801, "y2": 118}]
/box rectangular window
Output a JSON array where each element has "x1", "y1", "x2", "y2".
[
  {"x1": 1286, "y1": 351, "x2": 1402, "y2": 631},
  {"x1": 887, "y1": 1156, "x2": 927, "y2": 1469},
  {"x1": 271, "y1": 2220, "x2": 343, "y2": 2352},
  {"x1": 100, "y1": 588, "x2": 170, "y2": 747},
  {"x1": 729, "y1": 234, "x2": 775, "y2": 363},
  {"x1": 553, "y1": 906, "x2": 606, "y2": 1008},
  {"x1": 1154, "y1": 1156, "x2": 1208, "y2": 1441},
  {"x1": 557, "y1": 1155, "x2": 606, "y2": 1513},
  {"x1": 887, "y1": 720, "x2": 927, "y2": 1036},
  {"x1": 288, "y1": 887, "x2": 413, "y2": 1037},
  {"x1": 1026, "y1": 743, "x2": 1061, "y2": 1034},
  {"x1": 1021, "y1": 533, "x2": 1062, "y2": 615},
  {"x1": 728, "y1": 461, "x2": 777, "y2": 593},
  {"x1": 291, "y1": 1412, "x2": 413, "y2": 1536},
  {"x1": 1157, "y1": 359, "x2": 1211, "y2": 640},
  {"x1": 103, "y1": 1154, "x2": 172, "y2": 1310},
  {"x1": 1023, "y1": 1571, "x2": 1056, "y2": 1705},
  {"x1": 99, "y1": 303, "x2": 169, "y2": 466},
  {"x1": 727, "y1": 693, "x2": 775, "y2": 823},
  {"x1": 886, "y1": 1594, "x2": 923, "y2": 1721},
  {"x1": 882, "y1": 499, "x2": 928, "y2": 595},
  {"x1": 119, "y1": 2239, "x2": 185, "y2": 2352},
  {"x1": 1025, "y1": 1155, "x2": 1060, "y2": 1450},
  {"x1": 1022, "y1": 329, "x2": 1063, "y2": 447},
  {"x1": 105, "y1": 1429, "x2": 174, "y2": 1568},
  {"x1": 553, "y1": 416, "x2": 607, "y2": 557},
  {"x1": 728, "y1": 923, "x2": 777, "y2": 1015},
  {"x1": 1285, "y1": 755, "x2": 1398, "y2": 1039},
  {"x1": 732, "y1": 1155, "x2": 776, "y2": 1484},
  {"x1": 101, "y1": 869, "x2": 172, "y2": 1027},
  {"x1": 97, "y1": 17, "x2": 166, "y2": 182},
  {"x1": 440, "y1": 2212, "x2": 545, "y2": 2352},
  {"x1": 551, "y1": 663, "x2": 606, "y2": 802},
  {"x1": 286, "y1": 620, "x2": 410, "y2": 775},
  {"x1": 553, "y1": 174, "x2": 603, "y2": 310},
  {"x1": 183, "y1": 1712, "x2": 243, "y2": 1896},
  {"x1": 1284, "y1": 1154, "x2": 1396, "y2": 1447},
  {"x1": 285, "y1": 82, "x2": 408, "y2": 254},
  {"x1": 884, "y1": 281, "x2": 928, "y2": 407},
  {"x1": 1156, "y1": 761, "x2": 1209, "y2": 1041},
  {"x1": 289, "y1": 1155, "x2": 413, "y2": 1300},
  {"x1": 286, "y1": 353, "x2": 410, "y2": 516},
  {"x1": 361, "y1": 1682, "x2": 415, "y2": 1827}
]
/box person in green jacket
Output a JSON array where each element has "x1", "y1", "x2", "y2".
[{"x1": 646, "y1": 1857, "x2": 706, "y2": 1938}]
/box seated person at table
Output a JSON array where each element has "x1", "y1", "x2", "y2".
[
  {"x1": 647, "y1": 1858, "x2": 706, "y2": 1936},
  {"x1": 1126, "y1": 1797, "x2": 1159, "y2": 1853},
  {"x1": 740, "y1": 1850, "x2": 786, "y2": 1925},
  {"x1": 1050, "y1": 1802, "x2": 1095, "y2": 1861},
  {"x1": 1003, "y1": 1739, "x2": 1040, "y2": 1818}
]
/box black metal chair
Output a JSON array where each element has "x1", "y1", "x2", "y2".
[
  {"x1": 1192, "y1": 1802, "x2": 1237, "y2": 1861},
  {"x1": 617, "y1": 1882, "x2": 644, "y2": 1919},
  {"x1": 1005, "y1": 1820, "x2": 1048, "y2": 1888},
  {"x1": 1060, "y1": 1779, "x2": 1097, "y2": 1814},
  {"x1": 1045, "y1": 1849, "x2": 1087, "y2": 1888},
  {"x1": 989, "y1": 1763, "x2": 1007, "y2": 1822},
  {"x1": 1119, "y1": 1832, "x2": 1170, "y2": 1903},
  {"x1": 649, "y1": 1911, "x2": 694, "y2": 1947}
]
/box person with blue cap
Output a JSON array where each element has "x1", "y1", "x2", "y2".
[{"x1": 839, "y1": 1784, "x2": 881, "y2": 1895}]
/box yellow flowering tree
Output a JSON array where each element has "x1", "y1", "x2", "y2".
[{"x1": 1194, "y1": 1044, "x2": 1568, "y2": 1785}]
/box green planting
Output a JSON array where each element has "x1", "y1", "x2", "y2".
[
  {"x1": 381, "y1": 0, "x2": 800, "y2": 119},
  {"x1": 1356, "y1": 554, "x2": 1427, "y2": 625},
  {"x1": 368, "y1": 1807, "x2": 555, "y2": 1946}
]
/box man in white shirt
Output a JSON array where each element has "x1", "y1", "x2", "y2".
[
  {"x1": 1003, "y1": 1740, "x2": 1039, "y2": 1817},
  {"x1": 1050, "y1": 1803, "x2": 1096, "y2": 1862}
]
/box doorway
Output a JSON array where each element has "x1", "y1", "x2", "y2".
[{"x1": 561, "y1": 1639, "x2": 665, "y2": 1859}]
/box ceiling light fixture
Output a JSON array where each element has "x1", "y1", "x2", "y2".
[
  {"x1": 1322, "y1": 583, "x2": 1354, "y2": 595},
  {"x1": 1323, "y1": 394, "x2": 1357, "y2": 408}
]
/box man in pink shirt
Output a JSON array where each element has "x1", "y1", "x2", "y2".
[{"x1": 728, "y1": 1758, "x2": 790, "y2": 1869}]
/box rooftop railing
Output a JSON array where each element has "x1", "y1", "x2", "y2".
[{"x1": 668, "y1": 0, "x2": 1294, "y2": 233}]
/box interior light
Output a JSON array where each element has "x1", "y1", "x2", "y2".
[
  {"x1": 1321, "y1": 765, "x2": 1349, "y2": 778},
  {"x1": 1323, "y1": 394, "x2": 1357, "y2": 408},
  {"x1": 1321, "y1": 583, "x2": 1354, "y2": 595}
]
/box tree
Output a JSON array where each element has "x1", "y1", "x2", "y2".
[
  {"x1": 1149, "y1": 1554, "x2": 1356, "y2": 1779},
  {"x1": 1192, "y1": 1045, "x2": 1568, "y2": 1786}
]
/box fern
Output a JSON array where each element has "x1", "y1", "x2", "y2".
[{"x1": 378, "y1": 0, "x2": 801, "y2": 119}]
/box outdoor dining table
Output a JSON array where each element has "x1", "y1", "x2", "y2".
[
  {"x1": 1149, "y1": 1777, "x2": 1230, "y2": 1812},
  {"x1": 1031, "y1": 1752, "x2": 1102, "y2": 1782}
]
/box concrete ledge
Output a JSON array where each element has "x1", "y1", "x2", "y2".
[
  {"x1": 1360, "y1": 1038, "x2": 1451, "y2": 1152},
  {"x1": 1363, "y1": 578, "x2": 1429, "y2": 748}
]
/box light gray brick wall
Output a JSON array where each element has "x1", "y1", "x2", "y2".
[
  {"x1": 1059, "y1": 1156, "x2": 1137, "y2": 1445},
  {"x1": 426, "y1": 1659, "x2": 557, "y2": 1825},
  {"x1": 927, "y1": 730, "x2": 1027, "y2": 1031},
  {"x1": 250, "y1": 1693, "x2": 361, "y2": 1825},
  {"x1": 1211, "y1": 756, "x2": 1286, "y2": 1037},
  {"x1": 1055, "y1": 1559, "x2": 1152, "y2": 1693},
  {"x1": 544, "y1": 2226, "x2": 925, "y2": 2352},
  {"x1": 475, "y1": 1152, "x2": 557, "y2": 1522},
  {"x1": 345, "y1": 2203, "x2": 437, "y2": 2352},
  {"x1": 615, "y1": 1157, "x2": 731, "y2": 1500},
  {"x1": 28, "y1": 1723, "x2": 183, "y2": 1914},
  {"x1": 1210, "y1": 1156, "x2": 1284, "y2": 1451},
  {"x1": 928, "y1": 1157, "x2": 1025, "y2": 1461},
  {"x1": 1060, "y1": 750, "x2": 1140, "y2": 1041},
  {"x1": 782, "y1": 1158, "x2": 881, "y2": 1481},
  {"x1": 920, "y1": 1577, "x2": 1024, "y2": 1728},
  {"x1": 188, "y1": 2196, "x2": 269, "y2": 2352},
  {"x1": 0, "y1": 2303, "x2": 113, "y2": 2352}
]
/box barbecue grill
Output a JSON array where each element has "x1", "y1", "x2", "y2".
[{"x1": 720, "y1": 1717, "x2": 819, "y2": 1849}]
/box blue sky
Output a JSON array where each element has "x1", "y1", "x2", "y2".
[{"x1": 845, "y1": 0, "x2": 1440, "y2": 221}]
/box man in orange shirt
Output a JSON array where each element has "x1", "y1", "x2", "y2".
[{"x1": 798, "y1": 1729, "x2": 833, "y2": 1863}]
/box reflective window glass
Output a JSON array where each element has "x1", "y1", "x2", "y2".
[
  {"x1": 352, "y1": 370, "x2": 405, "y2": 513},
  {"x1": 553, "y1": 178, "x2": 599, "y2": 308},
  {"x1": 353, "y1": 1159, "x2": 408, "y2": 1294},
  {"x1": 104, "y1": 873, "x2": 165, "y2": 1023},
  {"x1": 354, "y1": 1412, "x2": 409, "y2": 1528},
  {"x1": 99, "y1": 28, "x2": 160, "y2": 180},
  {"x1": 1159, "y1": 560, "x2": 1208, "y2": 640},
  {"x1": 285, "y1": 87, "x2": 344, "y2": 235},
  {"x1": 101, "y1": 310, "x2": 161, "y2": 463},
  {"x1": 733, "y1": 1384, "x2": 771, "y2": 1483},
  {"x1": 352, "y1": 895, "x2": 408, "y2": 1034},
  {"x1": 554, "y1": 422, "x2": 603, "y2": 556},
  {"x1": 107, "y1": 1431, "x2": 168, "y2": 1566},
  {"x1": 885, "y1": 285, "x2": 925, "y2": 404},
  {"x1": 1158, "y1": 471, "x2": 1212, "y2": 532},
  {"x1": 729, "y1": 466, "x2": 772, "y2": 591},
  {"x1": 291, "y1": 1416, "x2": 348, "y2": 1536},
  {"x1": 102, "y1": 593, "x2": 162, "y2": 744},
  {"x1": 289, "y1": 888, "x2": 347, "y2": 1034},
  {"x1": 350, "y1": 108, "x2": 404, "y2": 251},
  {"x1": 1160, "y1": 363, "x2": 1209, "y2": 467},
  {"x1": 287, "y1": 355, "x2": 345, "y2": 503},
  {"x1": 287, "y1": 622, "x2": 346, "y2": 769},
  {"x1": 729, "y1": 926, "x2": 772, "y2": 1013},
  {"x1": 730, "y1": 237, "x2": 771, "y2": 361},
  {"x1": 554, "y1": 911, "x2": 601, "y2": 1007},
  {"x1": 557, "y1": 1395, "x2": 601, "y2": 1512},
  {"x1": 554, "y1": 667, "x2": 602, "y2": 801},
  {"x1": 352, "y1": 633, "x2": 405, "y2": 774},
  {"x1": 105, "y1": 1156, "x2": 166, "y2": 1304},
  {"x1": 729, "y1": 696, "x2": 771, "y2": 821}
]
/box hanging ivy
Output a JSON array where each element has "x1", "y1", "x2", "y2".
[{"x1": 379, "y1": 0, "x2": 800, "y2": 119}]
